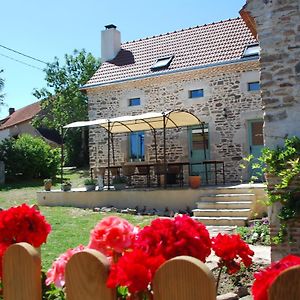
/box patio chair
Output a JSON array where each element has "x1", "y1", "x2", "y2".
[
  {"x1": 122, "y1": 165, "x2": 136, "y2": 186},
  {"x1": 136, "y1": 165, "x2": 151, "y2": 187},
  {"x1": 154, "y1": 163, "x2": 166, "y2": 187},
  {"x1": 167, "y1": 164, "x2": 184, "y2": 187}
]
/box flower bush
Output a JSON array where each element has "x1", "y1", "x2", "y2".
[
  {"x1": 0, "y1": 204, "x2": 51, "y2": 280},
  {"x1": 46, "y1": 215, "x2": 254, "y2": 299},
  {"x1": 252, "y1": 254, "x2": 300, "y2": 300}
]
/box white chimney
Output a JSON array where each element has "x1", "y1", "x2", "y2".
[{"x1": 101, "y1": 24, "x2": 121, "y2": 62}]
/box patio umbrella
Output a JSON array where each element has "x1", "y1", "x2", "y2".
[{"x1": 64, "y1": 110, "x2": 203, "y2": 188}]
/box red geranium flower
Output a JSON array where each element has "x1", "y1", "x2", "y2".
[
  {"x1": 88, "y1": 216, "x2": 138, "y2": 256},
  {"x1": 252, "y1": 255, "x2": 300, "y2": 300},
  {"x1": 0, "y1": 204, "x2": 51, "y2": 247},
  {"x1": 46, "y1": 245, "x2": 86, "y2": 288},
  {"x1": 212, "y1": 233, "x2": 254, "y2": 274},
  {"x1": 135, "y1": 215, "x2": 211, "y2": 262},
  {"x1": 107, "y1": 249, "x2": 165, "y2": 293}
]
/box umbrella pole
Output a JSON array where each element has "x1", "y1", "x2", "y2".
[
  {"x1": 153, "y1": 129, "x2": 158, "y2": 163},
  {"x1": 163, "y1": 114, "x2": 167, "y2": 189},
  {"x1": 107, "y1": 122, "x2": 111, "y2": 190},
  {"x1": 111, "y1": 133, "x2": 115, "y2": 165},
  {"x1": 202, "y1": 123, "x2": 207, "y2": 160}
]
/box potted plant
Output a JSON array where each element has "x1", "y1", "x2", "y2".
[
  {"x1": 84, "y1": 178, "x2": 97, "y2": 191},
  {"x1": 43, "y1": 179, "x2": 52, "y2": 191},
  {"x1": 189, "y1": 171, "x2": 201, "y2": 189},
  {"x1": 112, "y1": 175, "x2": 127, "y2": 190},
  {"x1": 61, "y1": 181, "x2": 72, "y2": 192}
]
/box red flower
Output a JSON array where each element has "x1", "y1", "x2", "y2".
[
  {"x1": 135, "y1": 215, "x2": 211, "y2": 262},
  {"x1": 212, "y1": 233, "x2": 254, "y2": 274},
  {"x1": 0, "y1": 204, "x2": 51, "y2": 247},
  {"x1": 46, "y1": 245, "x2": 86, "y2": 288},
  {"x1": 252, "y1": 255, "x2": 300, "y2": 300},
  {"x1": 88, "y1": 216, "x2": 138, "y2": 256},
  {"x1": 107, "y1": 249, "x2": 165, "y2": 293}
]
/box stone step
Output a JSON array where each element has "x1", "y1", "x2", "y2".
[
  {"x1": 192, "y1": 208, "x2": 251, "y2": 217},
  {"x1": 193, "y1": 216, "x2": 248, "y2": 226},
  {"x1": 199, "y1": 193, "x2": 255, "y2": 202},
  {"x1": 196, "y1": 201, "x2": 252, "y2": 209}
]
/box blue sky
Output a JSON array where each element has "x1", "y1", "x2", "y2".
[{"x1": 0, "y1": 0, "x2": 245, "y2": 119}]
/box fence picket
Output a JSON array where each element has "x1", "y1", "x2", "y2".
[
  {"x1": 153, "y1": 256, "x2": 216, "y2": 300},
  {"x1": 269, "y1": 265, "x2": 300, "y2": 300},
  {"x1": 3, "y1": 243, "x2": 41, "y2": 300},
  {"x1": 65, "y1": 249, "x2": 115, "y2": 300}
]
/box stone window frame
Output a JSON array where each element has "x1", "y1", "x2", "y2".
[
  {"x1": 129, "y1": 97, "x2": 141, "y2": 106},
  {"x1": 119, "y1": 90, "x2": 146, "y2": 110},
  {"x1": 247, "y1": 81, "x2": 260, "y2": 92},
  {"x1": 182, "y1": 80, "x2": 210, "y2": 106},
  {"x1": 240, "y1": 71, "x2": 260, "y2": 94},
  {"x1": 189, "y1": 89, "x2": 204, "y2": 99}
]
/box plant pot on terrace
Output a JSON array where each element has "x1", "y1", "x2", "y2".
[
  {"x1": 189, "y1": 173, "x2": 201, "y2": 189},
  {"x1": 61, "y1": 181, "x2": 72, "y2": 192},
  {"x1": 84, "y1": 178, "x2": 97, "y2": 191},
  {"x1": 43, "y1": 179, "x2": 52, "y2": 191}
]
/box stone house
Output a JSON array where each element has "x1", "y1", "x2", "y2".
[
  {"x1": 0, "y1": 102, "x2": 61, "y2": 147},
  {"x1": 83, "y1": 18, "x2": 262, "y2": 184}
]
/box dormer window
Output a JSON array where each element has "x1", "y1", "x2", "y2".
[
  {"x1": 242, "y1": 44, "x2": 260, "y2": 57},
  {"x1": 151, "y1": 55, "x2": 174, "y2": 71}
]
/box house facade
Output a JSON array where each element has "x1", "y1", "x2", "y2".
[
  {"x1": 0, "y1": 102, "x2": 61, "y2": 147},
  {"x1": 84, "y1": 18, "x2": 262, "y2": 183}
]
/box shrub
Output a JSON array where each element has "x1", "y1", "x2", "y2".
[
  {"x1": 0, "y1": 134, "x2": 60, "y2": 179},
  {"x1": 84, "y1": 178, "x2": 97, "y2": 185}
]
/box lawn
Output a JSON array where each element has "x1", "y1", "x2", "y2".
[{"x1": 0, "y1": 169, "x2": 156, "y2": 270}]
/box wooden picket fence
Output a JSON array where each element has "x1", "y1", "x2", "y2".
[{"x1": 2, "y1": 243, "x2": 300, "y2": 300}]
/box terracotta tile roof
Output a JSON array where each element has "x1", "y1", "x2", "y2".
[
  {"x1": 0, "y1": 101, "x2": 41, "y2": 130},
  {"x1": 85, "y1": 18, "x2": 257, "y2": 88}
]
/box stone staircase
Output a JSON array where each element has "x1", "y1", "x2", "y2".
[{"x1": 192, "y1": 186, "x2": 258, "y2": 226}]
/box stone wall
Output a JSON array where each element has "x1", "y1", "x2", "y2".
[
  {"x1": 244, "y1": 0, "x2": 300, "y2": 261},
  {"x1": 87, "y1": 61, "x2": 262, "y2": 183},
  {"x1": 245, "y1": 0, "x2": 300, "y2": 148}
]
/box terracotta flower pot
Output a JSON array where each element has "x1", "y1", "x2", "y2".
[{"x1": 189, "y1": 176, "x2": 201, "y2": 189}]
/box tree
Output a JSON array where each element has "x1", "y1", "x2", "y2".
[
  {"x1": 33, "y1": 49, "x2": 100, "y2": 166},
  {"x1": 0, "y1": 69, "x2": 5, "y2": 107}
]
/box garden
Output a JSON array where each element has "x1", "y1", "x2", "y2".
[{"x1": 1, "y1": 137, "x2": 300, "y2": 299}]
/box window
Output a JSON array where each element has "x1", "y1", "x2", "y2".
[
  {"x1": 129, "y1": 98, "x2": 141, "y2": 106},
  {"x1": 248, "y1": 81, "x2": 260, "y2": 91},
  {"x1": 189, "y1": 89, "x2": 204, "y2": 98},
  {"x1": 151, "y1": 55, "x2": 174, "y2": 71},
  {"x1": 129, "y1": 131, "x2": 145, "y2": 161},
  {"x1": 242, "y1": 44, "x2": 260, "y2": 57}
]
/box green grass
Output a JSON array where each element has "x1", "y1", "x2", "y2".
[{"x1": 0, "y1": 168, "x2": 156, "y2": 270}]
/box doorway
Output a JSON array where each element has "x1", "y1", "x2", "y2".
[
  {"x1": 189, "y1": 124, "x2": 210, "y2": 181},
  {"x1": 248, "y1": 120, "x2": 264, "y2": 181}
]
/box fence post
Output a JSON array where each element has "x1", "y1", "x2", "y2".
[
  {"x1": 3, "y1": 243, "x2": 41, "y2": 300},
  {"x1": 65, "y1": 249, "x2": 115, "y2": 300},
  {"x1": 153, "y1": 256, "x2": 216, "y2": 300},
  {"x1": 269, "y1": 265, "x2": 300, "y2": 299}
]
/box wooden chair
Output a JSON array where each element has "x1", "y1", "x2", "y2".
[
  {"x1": 122, "y1": 165, "x2": 136, "y2": 186},
  {"x1": 167, "y1": 164, "x2": 184, "y2": 187},
  {"x1": 136, "y1": 165, "x2": 151, "y2": 187}
]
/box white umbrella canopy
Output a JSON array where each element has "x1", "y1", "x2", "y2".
[{"x1": 64, "y1": 110, "x2": 202, "y2": 132}]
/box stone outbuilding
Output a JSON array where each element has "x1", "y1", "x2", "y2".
[{"x1": 83, "y1": 18, "x2": 263, "y2": 184}]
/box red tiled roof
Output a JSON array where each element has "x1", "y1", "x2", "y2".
[
  {"x1": 85, "y1": 18, "x2": 257, "y2": 88},
  {"x1": 0, "y1": 101, "x2": 41, "y2": 130}
]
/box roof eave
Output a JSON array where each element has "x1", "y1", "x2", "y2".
[{"x1": 81, "y1": 56, "x2": 259, "y2": 91}]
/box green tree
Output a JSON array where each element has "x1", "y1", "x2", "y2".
[{"x1": 33, "y1": 49, "x2": 100, "y2": 166}]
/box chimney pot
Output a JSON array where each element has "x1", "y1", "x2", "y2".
[
  {"x1": 9, "y1": 108, "x2": 15, "y2": 115},
  {"x1": 101, "y1": 24, "x2": 121, "y2": 62},
  {"x1": 105, "y1": 24, "x2": 117, "y2": 30}
]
